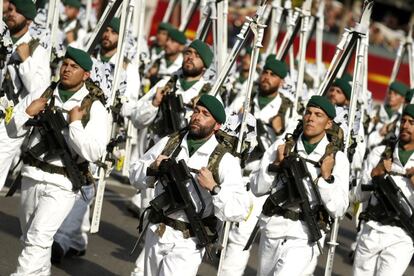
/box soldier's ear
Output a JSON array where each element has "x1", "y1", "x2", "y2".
[
  {"x1": 83, "y1": 71, "x2": 91, "y2": 81},
  {"x1": 325, "y1": 119, "x2": 333, "y2": 130},
  {"x1": 213, "y1": 122, "x2": 221, "y2": 132}
]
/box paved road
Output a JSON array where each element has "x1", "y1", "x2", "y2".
[{"x1": 1, "y1": 179, "x2": 413, "y2": 276}]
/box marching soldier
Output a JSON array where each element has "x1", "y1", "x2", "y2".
[
  {"x1": 353, "y1": 104, "x2": 414, "y2": 275},
  {"x1": 157, "y1": 27, "x2": 187, "y2": 78},
  {"x1": 7, "y1": 47, "x2": 107, "y2": 275},
  {"x1": 250, "y1": 96, "x2": 349, "y2": 275},
  {"x1": 60, "y1": 0, "x2": 87, "y2": 48},
  {"x1": 131, "y1": 39, "x2": 213, "y2": 139},
  {"x1": 0, "y1": 0, "x2": 51, "y2": 191},
  {"x1": 367, "y1": 81, "x2": 408, "y2": 150},
  {"x1": 129, "y1": 94, "x2": 250, "y2": 276}
]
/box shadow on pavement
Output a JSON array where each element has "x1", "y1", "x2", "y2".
[
  {"x1": 53, "y1": 257, "x2": 118, "y2": 276},
  {"x1": 0, "y1": 211, "x2": 21, "y2": 239}
]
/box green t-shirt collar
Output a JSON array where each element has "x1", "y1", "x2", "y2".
[
  {"x1": 398, "y1": 145, "x2": 414, "y2": 166},
  {"x1": 58, "y1": 87, "x2": 76, "y2": 103},
  {"x1": 301, "y1": 135, "x2": 321, "y2": 155},
  {"x1": 258, "y1": 94, "x2": 276, "y2": 109},
  {"x1": 179, "y1": 78, "x2": 198, "y2": 91},
  {"x1": 187, "y1": 136, "x2": 209, "y2": 156}
]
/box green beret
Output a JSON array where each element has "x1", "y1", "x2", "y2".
[
  {"x1": 243, "y1": 47, "x2": 261, "y2": 62},
  {"x1": 307, "y1": 95, "x2": 336, "y2": 119},
  {"x1": 10, "y1": 0, "x2": 37, "y2": 20},
  {"x1": 389, "y1": 81, "x2": 409, "y2": 97},
  {"x1": 403, "y1": 104, "x2": 414, "y2": 118},
  {"x1": 158, "y1": 22, "x2": 173, "y2": 31},
  {"x1": 342, "y1": 72, "x2": 353, "y2": 83},
  {"x1": 65, "y1": 46, "x2": 93, "y2": 71},
  {"x1": 406, "y1": 88, "x2": 414, "y2": 103},
  {"x1": 332, "y1": 78, "x2": 352, "y2": 100},
  {"x1": 63, "y1": 0, "x2": 81, "y2": 9},
  {"x1": 108, "y1": 17, "x2": 120, "y2": 34},
  {"x1": 197, "y1": 95, "x2": 226, "y2": 124},
  {"x1": 189, "y1": 39, "x2": 213, "y2": 68},
  {"x1": 168, "y1": 28, "x2": 187, "y2": 45},
  {"x1": 263, "y1": 58, "x2": 288, "y2": 79}
]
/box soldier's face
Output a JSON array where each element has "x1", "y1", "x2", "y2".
[
  {"x1": 64, "y1": 5, "x2": 80, "y2": 20},
  {"x1": 189, "y1": 105, "x2": 220, "y2": 139},
  {"x1": 156, "y1": 30, "x2": 169, "y2": 47},
  {"x1": 241, "y1": 54, "x2": 251, "y2": 71},
  {"x1": 328, "y1": 86, "x2": 348, "y2": 106},
  {"x1": 182, "y1": 47, "x2": 205, "y2": 77},
  {"x1": 399, "y1": 115, "x2": 414, "y2": 143},
  {"x1": 387, "y1": 90, "x2": 405, "y2": 109},
  {"x1": 165, "y1": 38, "x2": 184, "y2": 56},
  {"x1": 59, "y1": 58, "x2": 90, "y2": 90},
  {"x1": 259, "y1": 70, "x2": 283, "y2": 95},
  {"x1": 6, "y1": 3, "x2": 28, "y2": 35},
  {"x1": 101, "y1": 27, "x2": 118, "y2": 51},
  {"x1": 303, "y1": 107, "x2": 332, "y2": 139}
]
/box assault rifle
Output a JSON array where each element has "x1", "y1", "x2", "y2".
[
  {"x1": 147, "y1": 158, "x2": 215, "y2": 259},
  {"x1": 23, "y1": 104, "x2": 87, "y2": 191},
  {"x1": 154, "y1": 76, "x2": 187, "y2": 136},
  {"x1": 269, "y1": 156, "x2": 323, "y2": 251},
  {"x1": 361, "y1": 174, "x2": 414, "y2": 239}
]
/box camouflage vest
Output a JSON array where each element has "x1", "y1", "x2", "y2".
[
  {"x1": 40, "y1": 80, "x2": 107, "y2": 127},
  {"x1": 160, "y1": 129, "x2": 231, "y2": 184}
]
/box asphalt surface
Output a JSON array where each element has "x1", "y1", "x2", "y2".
[{"x1": 1, "y1": 178, "x2": 414, "y2": 276}]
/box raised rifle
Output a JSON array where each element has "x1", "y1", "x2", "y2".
[
  {"x1": 147, "y1": 158, "x2": 215, "y2": 259},
  {"x1": 24, "y1": 102, "x2": 87, "y2": 191},
  {"x1": 361, "y1": 174, "x2": 414, "y2": 240}
]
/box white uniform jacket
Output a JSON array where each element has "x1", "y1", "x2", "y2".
[
  {"x1": 131, "y1": 76, "x2": 208, "y2": 129},
  {"x1": 6, "y1": 84, "x2": 108, "y2": 191},
  {"x1": 367, "y1": 104, "x2": 402, "y2": 150},
  {"x1": 6, "y1": 31, "x2": 51, "y2": 102},
  {"x1": 158, "y1": 54, "x2": 183, "y2": 77},
  {"x1": 356, "y1": 144, "x2": 414, "y2": 240},
  {"x1": 250, "y1": 134, "x2": 349, "y2": 239},
  {"x1": 129, "y1": 132, "x2": 251, "y2": 223}
]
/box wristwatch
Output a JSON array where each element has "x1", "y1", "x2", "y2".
[
  {"x1": 210, "y1": 185, "x2": 221, "y2": 195},
  {"x1": 324, "y1": 175, "x2": 335, "y2": 184}
]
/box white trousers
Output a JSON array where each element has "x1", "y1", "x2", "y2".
[
  {"x1": 12, "y1": 177, "x2": 76, "y2": 276},
  {"x1": 143, "y1": 226, "x2": 204, "y2": 276},
  {"x1": 0, "y1": 123, "x2": 25, "y2": 190},
  {"x1": 353, "y1": 224, "x2": 414, "y2": 276},
  {"x1": 220, "y1": 192, "x2": 266, "y2": 276},
  {"x1": 54, "y1": 184, "x2": 95, "y2": 253},
  {"x1": 257, "y1": 234, "x2": 318, "y2": 276}
]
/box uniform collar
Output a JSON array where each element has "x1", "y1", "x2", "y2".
[
  {"x1": 13, "y1": 31, "x2": 32, "y2": 47},
  {"x1": 181, "y1": 132, "x2": 219, "y2": 156},
  {"x1": 297, "y1": 133, "x2": 329, "y2": 158},
  {"x1": 53, "y1": 83, "x2": 89, "y2": 110}
]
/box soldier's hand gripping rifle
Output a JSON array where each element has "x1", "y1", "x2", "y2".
[
  {"x1": 361, "y1": 174, "x2": 414, "y2": 240},
  {"x1": 216, "y1": 3, "x2": 267, "y2": 275}
]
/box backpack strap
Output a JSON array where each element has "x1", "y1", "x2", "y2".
[
  {"x1": 28, "y1": 39, "x2": 40, "y2": 56},
  {"x1": 275, "y1": 93, "x2": 293, "y2": 134},
  {"x1": 80, "y1": 79, "x2": 107, "y2": 127},
  {"x1": 160, "y1": 129, "x2": 187, "y2": 156},
  {"x1": 207, "y1": 143, "x2": 230, "y2": 184}
]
